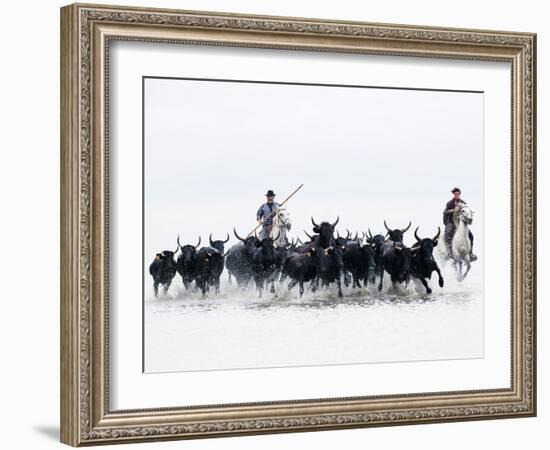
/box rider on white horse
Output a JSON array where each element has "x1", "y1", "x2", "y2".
[{"x1": 443, "y1": 187, "x2": 477, "y2": 261}]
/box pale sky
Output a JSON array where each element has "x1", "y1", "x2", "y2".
[{"x1": 144, "y1": 77, "x2": 484, "y2": 267}]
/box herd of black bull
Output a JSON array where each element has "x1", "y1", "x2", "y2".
[{"x1": 149, "y1": 217, "x2": 444, "y2": 299}]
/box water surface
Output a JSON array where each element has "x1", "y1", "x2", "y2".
[{"x1": 144, "y1": 276, "x2": 484, "y2": 373}]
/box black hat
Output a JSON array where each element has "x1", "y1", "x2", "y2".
[
  {"x1": 451, "y1": 187, "x2": 461, "y2": 194},
  {"x1": 265, "y1": 190, "x2": 276, "y2": 197}
]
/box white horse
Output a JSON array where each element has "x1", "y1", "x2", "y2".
[
  {"x1": 269, "y1": 207, "x2": 292, "y2": 248},
  {"x1": 438, "y1": 204, "x2": 475, "y2": 282}
]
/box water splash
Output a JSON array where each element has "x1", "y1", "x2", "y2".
[{"x1": 144, "y1": 272, "x2": 484, "y2": 373}]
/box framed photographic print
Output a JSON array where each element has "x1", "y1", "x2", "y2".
[{"x1": 60, "y1": 3, "x2": 537, "y2": 446}]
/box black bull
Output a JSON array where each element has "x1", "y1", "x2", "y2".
[
  {"x1": 195, "y1": 246, "x2": 224, "y2": 296},
  {"x1": 191, "y1": 233, "x2": 230, "y2": 296},
  {"x1": 383, "y1": 220, "x2": 412, "y2": 243},
  {"x1": 321, "y1": 244, "x2": 345, "y2": 298},
  {"x1": 378, "y1": 242, "x2": 413, "y2": 291},
  {"x1": 366, "y1": 229, "x2": 386, "y2": 280},
  {"x1": 343, "y1": 242, "x2": 376, "y2": 288},
  {"x1": 410, "y1": 227, "x2": 444, "y2": 294},
  {"x1": 208, "y1": 233, "x2": 230, "y2": 254},
  {"x1": 294, "y1": 217, "x2": 344, "y2": 298},
  {"x1": 251, "y1": 231, "x2": 281, "y2": 297},
  {"x1": 225, "y1": 229, "x2": 259, "y2": 287},
  {"x1": 378, "y1": 227, "x2": 444, "y2": 294},
  {"x1": 176, "y1": 236, "x2": 201, "y2": 290},
  {"x1": 310, "y1": 216, "x2": 339, "y2": 248},
  {"x1": 283, "y1": 245, "x2": 327, "y2": 298},
  {"x1": 149, "y1": 250, "x2": 178, "y2": 297},
  {"x1": 284, "y1": 243, "x2": 344, "y2": 298}
]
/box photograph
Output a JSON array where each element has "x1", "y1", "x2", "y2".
[
  {"x1": 143, "y1": 76, "x2": 485, "y2": 373},
  {"x1": 57, "y1": 2, "x2": 536, "y2": 446}
]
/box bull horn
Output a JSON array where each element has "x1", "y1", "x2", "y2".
[
  {"x1": 402, "y1": 221, "x2": 412, "y2": 233},
  {"x1": 346, "y1": 229, "x2": 351, "y2": 239},
  {"x1": 177, "y1": 235, "x2": 182, "y2": 248},
  {"x1": 303, "y1": 230, "x2": 314, "y2": 240},
  {"x1": 368, "y1": 228, "x2": 373, "y2": 239},
  {"x1": 433, "y1": 226, "x2": 441, "y2": 242},
  {"x1": 223, "y1": 233, "x2": 230, "y2": 243},
  {"x1": 209, "y1": 233, "x2": 215, "y2": 247},
  {"x1": 384, "y1": 220, "x2": 391, "y2": 232},
  {"x1": 414, "y1": 227, "x2": 421, "y2": 242},
  {"x1": 353, "y1": 232, "x2": 358, "y2": 241},
  {"x1": 195, "y1": 236, "x2": 201, "y2": 248},
  {"x1": 311, "y1": 217, "x2": 320, "y2": 228},
  {"x1": 233, "y1": 228, "x2": 246, "y2": 243},
  {"x1": 332, "y1": 216, "x2": 340, "y2": 228},
  {"x1": 297, "y1": 238, "x2": 303, "y2": 245},
  {"x1": 336, "y1": 230, "x2": 341, "y2": 239}
]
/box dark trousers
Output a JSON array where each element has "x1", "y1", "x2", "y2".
[
  {"x1": 259, "y1": 224, "x2": 273, "y2": 240},
  {"x1": 444, "y1": 222, "x2": 474, "y2": 254}
]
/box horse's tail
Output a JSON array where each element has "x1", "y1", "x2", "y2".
[{"x1": 436, "y1": 225, "x2": 449, "y2": 263}]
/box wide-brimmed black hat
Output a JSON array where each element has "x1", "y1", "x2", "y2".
[
  {"x1": 265, "y1": 190, "x2": 276, "y2": 197},
  {"x1": 451, "y1": 187, "x2": 461, "y2": 193}
]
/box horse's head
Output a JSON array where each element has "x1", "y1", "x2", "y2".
[
  {"x1": 275, "y1": 208, "x2": 291, "y2": 230},
  {"x1": 457, "y1": 205, "x2": 474, "y2": 225}
]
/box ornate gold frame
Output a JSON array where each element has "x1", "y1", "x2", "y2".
[{"x1": 60, "y1": 3, "x2": 536, "y2": 446}]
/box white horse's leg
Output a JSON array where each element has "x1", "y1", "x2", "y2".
[
  {"x1": 456, "y1": 260, "x2": 463, "y2": 282},
  {"x1": 462, "y1": 255, "x2": 472, "y2": 280},
  {"x1": 434, "y1": 262, "x2": 444, "y2": 288},
  {"x1": 452, "y1": 209, "x2": 476, "y2": 283}
]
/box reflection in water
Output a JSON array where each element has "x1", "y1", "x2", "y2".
[
  {"x1": 144, "y1": 279, "x2": 484, "y2": 373},
  {"x1": 150, "y1": 289, "x2": 476, "y2": 314}
]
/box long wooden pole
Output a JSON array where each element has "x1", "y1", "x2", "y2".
[{"x1": 247, "y1": 184, "x2": 304, "y2": 237}]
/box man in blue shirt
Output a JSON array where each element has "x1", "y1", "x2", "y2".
[
  {"x1": 257, "y1": 190, "x2": 280, "y2": 240},
  {"x1": 442, "y1": 187, "x2": 477, "y2": 261}
]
